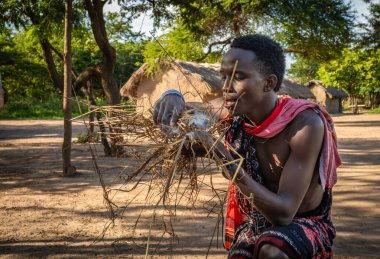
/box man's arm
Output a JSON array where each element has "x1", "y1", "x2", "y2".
[
  {"x1": 186, "y1": 97, "x2": 229, "y2": 120},
  {"x1": 222, "y1": 111, "x2": 325, "y2": 226}
]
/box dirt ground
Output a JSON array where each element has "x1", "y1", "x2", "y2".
[{"x1": 0, "y1": 113, "x2": 379, "y2": 258}]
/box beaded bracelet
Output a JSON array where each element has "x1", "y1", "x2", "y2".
[
  {"x1": 225, "y1": 162, "x2": 238, "y2": 173},
  {"x1": 161, "y1": 89, "x2": 185, "y2": 102}
]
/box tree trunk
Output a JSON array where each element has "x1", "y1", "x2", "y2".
[
  {"x1": 62, "y1": 0, "x2": 76, "y2": 176},
  {"x1": 85, "y1": 0, "x2": 123, "y2": 156},
  {"x1": 85, "y1": 81, "x2": 95, "y2": 134},
  {"x1": 84, "y1": 0, "x2": 120, "y2": 105},
  {"x1": 351, "y1": 95, "x2": 359, "y2": 114},
  {"x1": 40, "y1": 39, "x2": 64, "y2": 92},
  {"x1": 82, "y1": 80, "x2": 112, "y2": 155}
]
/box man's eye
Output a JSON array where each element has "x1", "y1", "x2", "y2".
[{"x1": 234, "y1": 74, "x2": 245, "y2": 80}]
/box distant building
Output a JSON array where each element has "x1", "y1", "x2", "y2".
[
  {"x1": 306, "y1": 80, "x2": 348, "y2": 114},
  {"x1": 120, "y1": 61, "x2": 315, "y2": 112},
  {"x1": 280, "y1": 79, "x2": 315, "y2": 101}
]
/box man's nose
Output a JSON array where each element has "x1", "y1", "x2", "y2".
[{"x1": 222, "y1": 77, "x2": 234, "y2": 92}]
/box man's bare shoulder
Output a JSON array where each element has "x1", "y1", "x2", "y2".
[{"x1": 286, "y1": 108, "x2": 324, "y2": 141}]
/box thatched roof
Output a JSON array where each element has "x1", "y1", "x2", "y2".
[
  {"x1": 120, "y1": 61, "x2": 315, "y2": 100},
  {"x1": 326, "y1": 86, "x2": 349, "y2": 98},
  {"x1": 280, "y1": 79, "x2": 315, "y2": 99},
  {"x1": 120, "y1": 63, "x2": 150, "y2": 97},
  {"x1": 177, "y1": 61, "x2": 222, "y2": 90},
  {"x1": 120, "y1": 61, "x2": 222, "y2": 98},
  {"x1": 307, "y1": 80, "x2": 348, "y2": 99}
]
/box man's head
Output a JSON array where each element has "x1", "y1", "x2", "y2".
[
  {"x1": 230, "y1": 34, "x2": 285, "y2": 92},
  {"x1": 220, "y1": 34, "x2": 285, "y2": 117}
]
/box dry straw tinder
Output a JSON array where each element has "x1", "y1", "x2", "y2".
[{"x1": 74, "y1": 78, "x2": 244, "y2": 256}]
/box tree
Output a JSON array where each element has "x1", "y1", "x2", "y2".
[
  {"x1": 317, "y1": 48, "x2": 380, "y2": 112},
  {"x1": 121, "y1": 0, "x2": 355, "y2": 62},
  {"x1": 0, "y1": 32, "x2": 55, "y2": 99},
  {"x1": 142, "y1": 22, "x2": 222, "y2": 72},
  {"x1": 266, "y1": 0, "x2": 354, "y2": 61},
  {"x1": 287, "y1": 57, "x2": 320, "y2": 83},
  {"x1": 1, "y1": 1, "x2": 144, "y2": 156},
  {"x1": 76, "y1": 0, "x2": 119, "y2": 106},
  {"x1": 77, "y1": 0, "x2": 125, "y2": 156},
  {"x1": 0, "y1": 0, "x2": 66, "y2": 92},
  {"x1": 317, "y1": 0, "x2": 380, "y2": 111},
  {"x1": 358, "y1": 1, "x2": 380, "y2": 50}
]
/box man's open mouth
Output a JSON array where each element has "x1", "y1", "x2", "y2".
[{"x1": 224, "y1": 99, "x2": 237, "y2": 109}]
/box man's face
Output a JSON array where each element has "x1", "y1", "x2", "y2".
[{"x1": 220, "y1": 48, "x2": 268, "y2": 116}]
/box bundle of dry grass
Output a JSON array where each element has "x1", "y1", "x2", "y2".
[
  {"x1": 72, "y1": 101, "x2": 244, "y2": 257},
  {"x1": 72, "y1": 61, "x2": 243, "y2": 257}
]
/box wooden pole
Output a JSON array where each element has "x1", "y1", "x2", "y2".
[{"x1": 62, "y1": 0, "x2": 76, "y2": 176}]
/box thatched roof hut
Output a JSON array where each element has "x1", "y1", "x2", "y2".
[
  {"x1": 120, "y1": 61, "x2": 315, "y2": 112},
  {"x1": 120, "y1": 61, "x2": 223, "y2": 112},
  {"x1": 326, "y1": 86, "x2": 349, "y2": 99},
  {"x1": 280, "y1": 79, "x2": 315, "y2": 100},
  {"x1": 306, "y1": 80, "x2": 348, "y2": 114}
]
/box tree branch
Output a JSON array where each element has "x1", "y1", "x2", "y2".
[
  {"x1": 283, "y1": 48, "x2": 307, "y2": 55},
  {"x1": 84, "y1": 0, "x2": 116, "y2": 65},
  {"x1": 40, "y1": 39, "x2": 64, "y2": 92},
  {"x1": 73, "y1": 64, "x2": 102, "y2": 91},
  {"x1": 101, "y1": 0, "x2": 108, "y2": 7},
  {"x1": 47, "y1": 41, "x2": 79, "y2": 78},
  {"x1": 194, "y1": 37, "x2": 233, "y2": 62}
]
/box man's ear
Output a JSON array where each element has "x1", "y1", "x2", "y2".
[{"x1": 264, "y1": 75, "x2": 278, "y2": 92}]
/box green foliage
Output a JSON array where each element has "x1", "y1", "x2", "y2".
[
  {"x1": 0, "y1": 0, "x2": 65, "y2": 32},
  {"x1": 288, "y1": 57, "x2": 320, "y2": 83},
  {"x1": 105, "y1": 12, "x2": 142, "y2": 43},
  {"x1": 75, "y1": 132, "x2": 100, "y2": 143},
  {"x1": 0, "y1": 32, "x2": 58, "y2": 99},
  {"x1": 142, "y1": 22, "x2": 222, "y2": 76},
  {"x1": 358, "y1": 1, "x2": 380, "y2": 50},
  {"x1": 122, "y1": 0, "x2": 355, "y2": 63},
  {"x1": 317, "y1": 48, "x2": 380, "y2": 107},
  {"x1": 267, "y1": 0, "x2": 355, "y2": 61},
  {"x1": 121, "y1": 0, "x2": 262, "y2": 37},
  {"x1": 143, "y1": 23, "x2": 207, "y2": 62},
  {"x1": 0, "y1": 0, "x2": 367, "y2": 111},
  {"x1": 367, "y1": 107, "x2": 380, "y2": 114},
  {"x1": 0, "y1": 96, "x2": 87, "y2": 119},
  {"x1": 0, "y1": 7, "x2": 144, "y2": 101},
  {"x1": 114, "y1": 41, "x2": 144, "y2": 86}
]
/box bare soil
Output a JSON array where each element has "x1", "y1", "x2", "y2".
[{"x1": 0, "y1": 114, "x2": 379, "y2": 258}]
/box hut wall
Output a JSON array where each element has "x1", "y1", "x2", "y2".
[
  {"x1": 326, "y1": 98, "x2": 340, "y2": 114},
  {"x1": 133, "y1": 76, "x2": 157, "y2": 112},
  {"x1": 309, "y1": 86, "x2": 327, "y2": 108}
]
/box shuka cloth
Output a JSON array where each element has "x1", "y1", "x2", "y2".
[{"x1": 223, "y1": 97, "x2": 340, "y2": 258}]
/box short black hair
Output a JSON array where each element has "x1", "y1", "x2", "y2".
[{"x1": 230, "y1": 34, "x2": 285, "y2": 92}]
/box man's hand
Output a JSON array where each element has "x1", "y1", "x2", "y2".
[
  {"x1": 186, "y1": 130, "x2": 231, "y2": 160},
  {"x1": 153, "y1": 94, "x2": 185, "y2": 135}
]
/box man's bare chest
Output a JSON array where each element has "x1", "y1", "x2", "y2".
[{"x1": 254, "y1": 133, "x2": 290, "y2": 184}]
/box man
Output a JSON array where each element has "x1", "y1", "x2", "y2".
[{"x1": 153, "y1": 34, "x2": 341, "y2": 258}]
